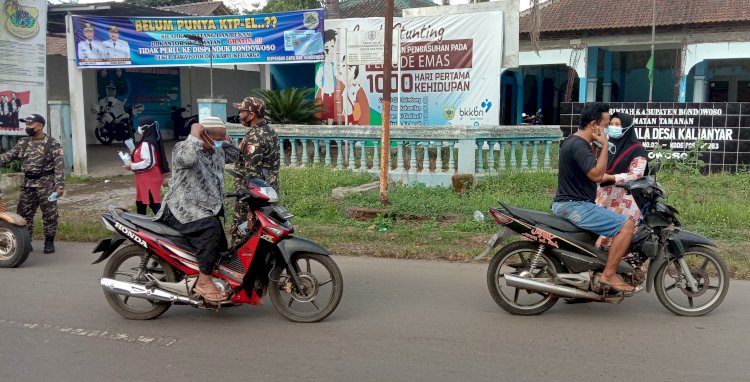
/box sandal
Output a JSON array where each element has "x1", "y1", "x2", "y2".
[
  {"x1": 599, "y1": 278, "x2": 636, "y2": 293},
  {"x1": 193, "y1": 284, "x2": 226, "y2": 303}
]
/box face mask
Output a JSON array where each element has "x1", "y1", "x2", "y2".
[
  {"x1": 25, "y1": 127, "x2": 36, "y2": 136},
  {"x1": 607, "y1": 126, "x2": 625, "y2": 139},
  {"x1": 608, "y1": 142, "x2": 617, "y2": 154},
  {"x1": 137, "y1": 126, "x2": 145, "y2": 135},
  {"x1": 214, "y1": 140, "x2": 223, "y2": 149}
]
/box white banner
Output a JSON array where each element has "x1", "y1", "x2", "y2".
[
  {"x1": 315, "y1": 13, "x2": 503, "y2": 126},
  {"x1": 345, "y1": 30, "x2": 399, "y2": 66},
  {"x1": 0, "y1": 0, "x2": 47, "y2": 135}
]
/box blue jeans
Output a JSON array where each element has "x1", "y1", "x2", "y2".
[{"x1": 552, "y1": 201, "x2": 627, "y2": 238}]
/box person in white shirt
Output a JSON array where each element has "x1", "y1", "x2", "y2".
[
  {"x1": 102, "y1": 25, "x2": 131, "y2": 61},
  {"x1": 123, "y1": 117, "x2": 170, "y2": 215},
  {"x1": 77, "y1": 23, "x2": 103, "y2": 62},
  {"x1": 97, "y1": 84, "x2": 129, "y2": 124}
]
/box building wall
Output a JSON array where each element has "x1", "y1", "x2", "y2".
[
  {"x1": 270, "y1": 63, "x2": 316, "y2": 91},
  {"x1": 179, "y1": 66, "x2": 261, "y2": 122},
  {"x1": 46, "y1": 55, "x2": 69, "y2": 101}
]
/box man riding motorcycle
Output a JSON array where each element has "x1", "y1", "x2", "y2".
[
  {"x1": 154, "y1": 117, "x2": 239, "y2": 302},
  {"x1": 551, "y1": 103, "x2": 636, "y2": 293}
]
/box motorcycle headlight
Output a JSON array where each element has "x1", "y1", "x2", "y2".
[{"x1": 258, "y1": 187, "x2": 279, "y2": 203}]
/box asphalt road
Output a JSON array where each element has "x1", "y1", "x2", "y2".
[{"x1": 1, "y1": 242, "x2": 748, "y2": 382}]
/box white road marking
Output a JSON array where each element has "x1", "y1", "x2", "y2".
[{"x1": 0, "y1": 319, "x2": 178, "y2": 347}]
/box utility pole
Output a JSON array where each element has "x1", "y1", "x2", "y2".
[
  {"x1": 648, "y1": 0, "x2": 655, "y2": 102},
  {"x1": 380, "y1": 0, "x2": 394, "y2": 205}
]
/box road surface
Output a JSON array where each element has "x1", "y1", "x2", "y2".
[{"x1": 1, "y1": 242, "x2": 747, "y2": 381}]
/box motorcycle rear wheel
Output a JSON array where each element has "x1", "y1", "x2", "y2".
[
  {"x1": 487, "y1": 241, "x2": 563, "y2": 316},
  {"x1": 268, "y1": 253, "x2": 343, "y2": 323},
  {"x1": 654, "y1": 246, "x2": 729, "y2": 317},
  {"x1": 102, "y1": 245, "x2": 177, "y2": 320},
  {"x1": 95, "y1": 127, "x2": 114, "y2": 145}
]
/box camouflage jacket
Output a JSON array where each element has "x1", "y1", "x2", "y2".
[
  {"x1": 235, "y1": 120, "x2": 280, "y2": 192},
  {"x1": 0, "y1": 135, "x2": 65, "y2": 190}
]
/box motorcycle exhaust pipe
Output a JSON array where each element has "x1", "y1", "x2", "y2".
[
  {"x1": 504, "y1": 274, "x2": 602, "y2": 301},
  {"x1": 100, "y1": 278, "x2": 199, "y2": 305}
]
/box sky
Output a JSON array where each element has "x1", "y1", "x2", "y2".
[{"x1": 49, "y1": 0, "x2": 544, "y2": 12}]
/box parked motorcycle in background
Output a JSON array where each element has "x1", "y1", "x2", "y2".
[
  {"x1": 477, "y1": 162, "x2": 729, "y2": 316},
  {"x1": 170, "y1": 105, "x2": 199, "y2": 140},
  {"x1": 522, "y1": 108, "x2": 544, "y2": 125},
  {"x1": 92, "y1": 103, "x2": 133, "y2": 145}
]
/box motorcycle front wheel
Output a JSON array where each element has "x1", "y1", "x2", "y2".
[
  {"x1": 102, "y1": 245, "x2": 177, "y2": 320},
  {"x1": 487, "y1": 241, "x2": 564, "y2": 316},
  {"x1": 95, "y1": 127, "x2": 114, "y2": 145},
  {"x1": 0, "y1": 220, "x2": 31, "y2": 268},
  {"x1": 268, "y1": 253, "x2": 343, "y2": 323},
  {"x1": 654, "y1": 246, "x2": 729, "y2": 317}
]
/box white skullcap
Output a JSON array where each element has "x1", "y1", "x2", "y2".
[{"x1": 201, "y1": 116, "x2": 226, "y2": 130}]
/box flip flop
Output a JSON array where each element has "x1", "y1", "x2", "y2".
[
  {"x1": 193, "y1": 284, "x2": 226, "y2": 303},
  {"x1": 599, "y1": 278, "x2": 636, "y2": 293}
]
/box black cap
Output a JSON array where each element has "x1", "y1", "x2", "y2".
[{"x1": 19, "y1": 114, "x2": 45, "y2": 126}]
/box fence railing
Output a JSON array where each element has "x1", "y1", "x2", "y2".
[{"x1": 228, "y1": 124, "x2": 562, "y2": 187}]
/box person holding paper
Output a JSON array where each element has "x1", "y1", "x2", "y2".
[{"x1": 123, "y1": 117, "x2": 170, "y2": 215}]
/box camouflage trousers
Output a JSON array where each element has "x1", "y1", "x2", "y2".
[
  {"x1": 17, "y1": 185, "x2": 58, "y2": 238},
  {"x1": 230, "y1": 200, "x2": 250, "y2": 246}
]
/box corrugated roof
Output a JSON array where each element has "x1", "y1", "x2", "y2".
[
  {"x1": 339, "y1": 0, "x2": 437, "y2": 18},
  {"x1": 159, "y1": 1, "x2": 233, "y2": 16},
  {"x1": 520, "y1": 0, "x2": 750, "y2": 33}
]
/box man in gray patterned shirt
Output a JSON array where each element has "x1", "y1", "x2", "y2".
[{"x1": 155, "y1": 117, "x2": 239, "y2": 302}]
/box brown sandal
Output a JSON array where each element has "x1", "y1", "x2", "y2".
[
  {"x1": 599, "y1": 278, "x2": 636, "y2": 293},
  {"x1": 193, "y1": 284, "x2": 226, "y2": 303}
]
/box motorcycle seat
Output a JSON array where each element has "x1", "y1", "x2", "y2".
[
  {"x1": 120, "y1": 212, "x2": 182, "y2": 237},
  {"x1": 502, "y1": 204, "x2": 584, "y2": 233}
]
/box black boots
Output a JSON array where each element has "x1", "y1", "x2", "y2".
[{"x1": 44, "y1": 236, "x2": 55, "y2": 254}]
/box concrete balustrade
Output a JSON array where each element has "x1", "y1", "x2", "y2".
[{"x1": 228, "y1": 124, "x2": 562, "y2": 187}]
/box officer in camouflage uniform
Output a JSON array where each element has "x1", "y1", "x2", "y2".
[
  {"x1": 0, "y1": 114, "x2": 65, "y2": 253},
  {"x1": 230, "y1": 97, "x2": 280, "y2": 244}
]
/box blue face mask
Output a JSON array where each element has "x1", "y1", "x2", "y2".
[
  {"x1": 606, "y1": 126, "x2": 626, "y2": 139},
  {"x1": 214, "y1": 141, "x2": 223, "y2": 149}
]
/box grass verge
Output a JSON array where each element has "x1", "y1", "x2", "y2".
[{"x1": 35, "y1": 166, "x2": 750, "y2": 279}]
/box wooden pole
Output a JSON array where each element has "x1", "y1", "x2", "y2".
[
  {"x1": 648, "y1": 0, "x2": 655, "y2": 102},
  {"x1": 380, "y1": 0, "x2": 395, "y2": 205}
]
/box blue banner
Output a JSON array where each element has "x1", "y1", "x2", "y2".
[
  {"x1": 72, "y1": 9, "x2": 325, "y2": 68},
  {"x1": 93, "y1": 68, "x2": 181, "y2": 135}
]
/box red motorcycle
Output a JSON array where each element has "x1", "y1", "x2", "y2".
[{"x1": 92, "y1": 170, "x2": 343, "y2": 322}]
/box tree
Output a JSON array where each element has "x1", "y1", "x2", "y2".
[
  {"x1": 124, "y1": 0, "x2": 197, "y2": 7},
  {"x1": 245, "y1": 0, "x2": 321, "y2": 14},
  {"x1": 251, "y1": 88, "x2": 322, "y2": 125}
]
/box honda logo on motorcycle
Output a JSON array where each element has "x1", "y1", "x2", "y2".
[{"x1": 114, "y1": 222, "x2": 148, "y2": 248}]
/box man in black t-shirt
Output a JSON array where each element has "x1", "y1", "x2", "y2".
[{"x1": 551, "y1": 103, "x2": 636, "y2": 293}]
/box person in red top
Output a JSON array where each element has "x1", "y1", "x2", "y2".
[{"x1": 123, "y1": 117, "x2": 170, "y2": 215}]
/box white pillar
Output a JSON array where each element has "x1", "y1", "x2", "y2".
[
  {"x1": 586, "y1": 78, "x2": 598, "y2": 102},
  {"x1": 602, "y1": 82, "x2": 612, "y2": 103},
  {"x1": 65, "y1": 15, "x2": 88, "y2": 176},
  {"x1": 260, "y1": 65, "x2": 272, "y2": 90},
  {"x1": 693, "y1": 75, "x2": 706, "y2": 102}
]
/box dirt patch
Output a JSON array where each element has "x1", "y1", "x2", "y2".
[{"x1": 4, "y1": 175, "x2": 140, "y2": 213}]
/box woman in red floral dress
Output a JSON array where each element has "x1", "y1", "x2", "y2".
[
  {"x1": 123, "y1": 117, "x2": 170, "y2": 215},
  {"x1": 595, "y1": 112, "x2": 649, "y2": 248}
]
